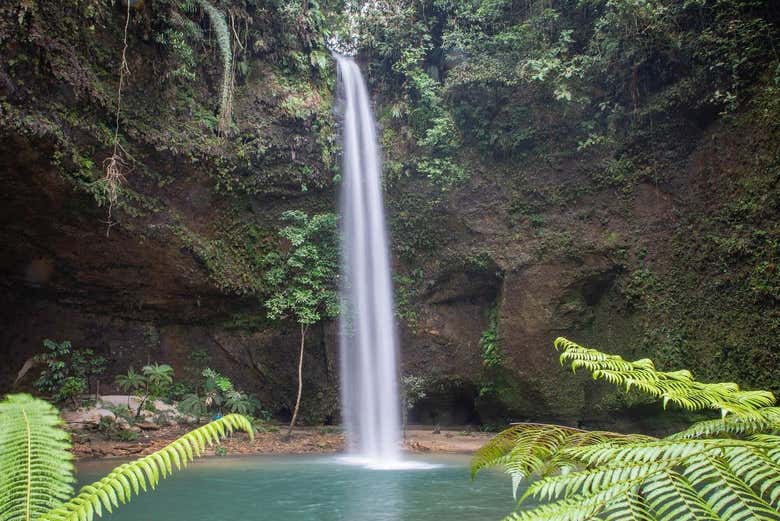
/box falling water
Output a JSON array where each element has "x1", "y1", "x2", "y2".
[{"x1": 336, "y1": 54, "x2": 402, "y2": 465}]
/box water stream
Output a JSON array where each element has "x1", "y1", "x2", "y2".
[{"x1": 336, "y1": 55, "x2": 402, "y2": 465}]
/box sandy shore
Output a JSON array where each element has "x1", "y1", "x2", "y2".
[{"x1": 71, "y1": 425, "x2": 493, "y2": 460}]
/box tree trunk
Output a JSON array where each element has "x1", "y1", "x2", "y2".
[{"x1": 287, "y1": 324, "x2": 307, "y2": 438}]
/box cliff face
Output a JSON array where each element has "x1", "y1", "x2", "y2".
[
  {"x1": 0, "y1": 1, "x2": 777, "y2": 429},
  {"x1": 393, "y1": 112, "x2": 780, "y2": 427},
  {"x1": 0, "y1": 0, "x2": 341, "y2": 422}
]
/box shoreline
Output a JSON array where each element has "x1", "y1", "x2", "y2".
[{"x1": 71, "y1": 425, "x2": 494, "y2": 461}]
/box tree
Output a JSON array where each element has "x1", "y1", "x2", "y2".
[
  {"x1": 472, "y1": 337, "x2": 780, "y2": 520},
  {"x1": 263, "y1": 210, "x2": 339, "y2": 437},
  {"x1": 0, "y1": 393, "x2": 254, "y2": 521}
]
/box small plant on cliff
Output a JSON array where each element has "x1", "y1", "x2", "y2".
[
  {"x1": 263, "y1": 210, "x2": 339, "y2": 437},
  {"x1": 0, "y1": 393, "x2": 253, "y2": 521},
  {"x1": 472, "y1": 337, "x2": 780, "y2": 520}
]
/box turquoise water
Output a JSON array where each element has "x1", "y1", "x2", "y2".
[{"x1": 78, "y1": 454, "x2": 517, "y2": 520}]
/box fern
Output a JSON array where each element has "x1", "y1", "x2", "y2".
[
  {"x1": 1, "y1": 394, "x2": 254, "y2": 521},
  {"x1": 669, "y1": 407, "x2": 780, "y2": 440},
  {"x1": 39, "y1": 414, "x2": 253, "y2": 521},
  {"x1": 198, "y1": 0, "x2": 233, "y2": 135},
  {"x1": 0, "y1": 394, "x2": 74, "y2": 521},
  {"x1": 471, "y1": 423, "x2": 654, "y2": 497},
  {"x1": 473, "y1": 338, "x2": 780, "y2": 521},
  {"x1": 554, "y1": 337, "x2": 775, "y2": 416}
]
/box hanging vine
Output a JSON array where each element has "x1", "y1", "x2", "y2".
[{"x1": 199, "y1": 0, "x2": 234, "y2": 136}]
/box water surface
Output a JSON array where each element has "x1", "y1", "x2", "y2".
[{"x1": 78, "y1": 453, "x2": 516, "y2": 520}]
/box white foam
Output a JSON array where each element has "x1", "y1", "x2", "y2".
[{"x1": 333, "y1": 455, "x2": 443, "y2": 471}]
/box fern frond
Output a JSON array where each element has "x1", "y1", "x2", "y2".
[
  {"x1": 554, "y1": 337, "x2": 776, "y2": 416},
  {"x1": 512, "y1": 439, "x2": 780, "y2": 520},
  {"x1": 669, "y1": 408, "x2": 780, "y2": 440},
  {"x1": 477, "y1": 338, "x2": 780, "y2": 520},
  {"x1": 39, "y1": 414, "x2": 253, "y2": 521},
  {"x1": 472, "y1": 423, "x2": 654, "y2": 481},
  {"x1": 566, "y1": 437, "x2": 778, "y2": 468},
  {"x1": 0, "y1": 394, "x2": 74, "y2": 521},
  {"x1": 198, "y1": 0, "x2": 233, "y2": 135}
]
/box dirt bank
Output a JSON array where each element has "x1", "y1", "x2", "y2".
[{"x1": 71, "y1": 425, "x2": 493, "y2": 460}]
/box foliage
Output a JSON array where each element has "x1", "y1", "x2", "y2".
[
  {"x1": 177, "y1": 368, "x2": 258, "y2": 419},
  {"x1": 472, "y1": 337, "x2": 780, "y2": 520},
  {"x1": 97, "y1": 414, "x2": 138, "y2": 442},
  {"x1": 553, "y1": 337, "x2": 775, "y2": 416},
  {"x1": 198, "y1": 0, "x2": 233, "y2": 135},
  {"x1": 32, "y1": 339, "x2": 106, "y2": 405},
  {"x1": 0, "y1": 393, "x2": 253, "y2": 521},
  {"x1": 115, "y1": 368, "x2": 144, "y2": 396},
  {"x1": 263, "y1": 210, "x2": 340, "y2": 327},
  {"x1": 56, "y1": 378, "x2": 87, "y2": 408},
  {"x1": 114, "y1": 364, "x2": 174, "y2": 418},
  {"x1": 479, "y1": 305, "x2": 514, "y2": 402},
  {"x1": 358, "y1": 0, "x2": 780, "y2": 194},
  {"x1": 0, "y1": 394, "x2": 74, "y2": 521},
  {"x1": 480, "y1": 307, "x2": 503, "y2": 370}
]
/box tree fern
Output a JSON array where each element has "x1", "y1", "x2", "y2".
[
  {"x1": 0, "y1": 394, "x2": 74, "y2": 521},
  {"x1": 473, "y1": 338, "x2": 780, "y2": 521},
  {"x1": 1, "y1": 394, "x2": 254, "y2": 521}
]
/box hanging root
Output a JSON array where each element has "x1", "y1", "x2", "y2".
[
  {"x1": 101, "y1": 0, "x2": 132, "y2": 236},
  {"x1": 101, "y1": 149, "x2": 129, "y2": 235}
]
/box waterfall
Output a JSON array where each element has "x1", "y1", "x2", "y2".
[{"x1": 336, "y1": 54, "x2": 402, "y2": 464}]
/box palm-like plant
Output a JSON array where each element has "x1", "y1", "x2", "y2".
[
  {"x1": 142, "y1": 363, "x2": 174, "y2": 391},
  {"x1": 114, "y1": 368, "x2": 144, "y2": 407},
  {"x1": 472, "y1": 337, "x2": 780, "y2": 521},
  {"x1": 0, "y1": 393, "x2": 253, "y2": 521}
]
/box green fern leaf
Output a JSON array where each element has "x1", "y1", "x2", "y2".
[
  {"x1": 0, "y1": 394, "x2": 74, "y2": 521},
  {"x1": 553, "y1": 337, "x2": 776, "y2": 416},
  {"x1": 39, "y1": 414, "x2": 254, "y2": 521},
  {"x1": 476, "y1": 339, "x2": 780, "y2": 521},
  {"x1": 670, "y1": 408, "x2": 780, "y2": 440}
]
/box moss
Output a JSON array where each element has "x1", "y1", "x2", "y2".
[{"x1": 171, "y1": 212, "x2": 275, "y2": 296}]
